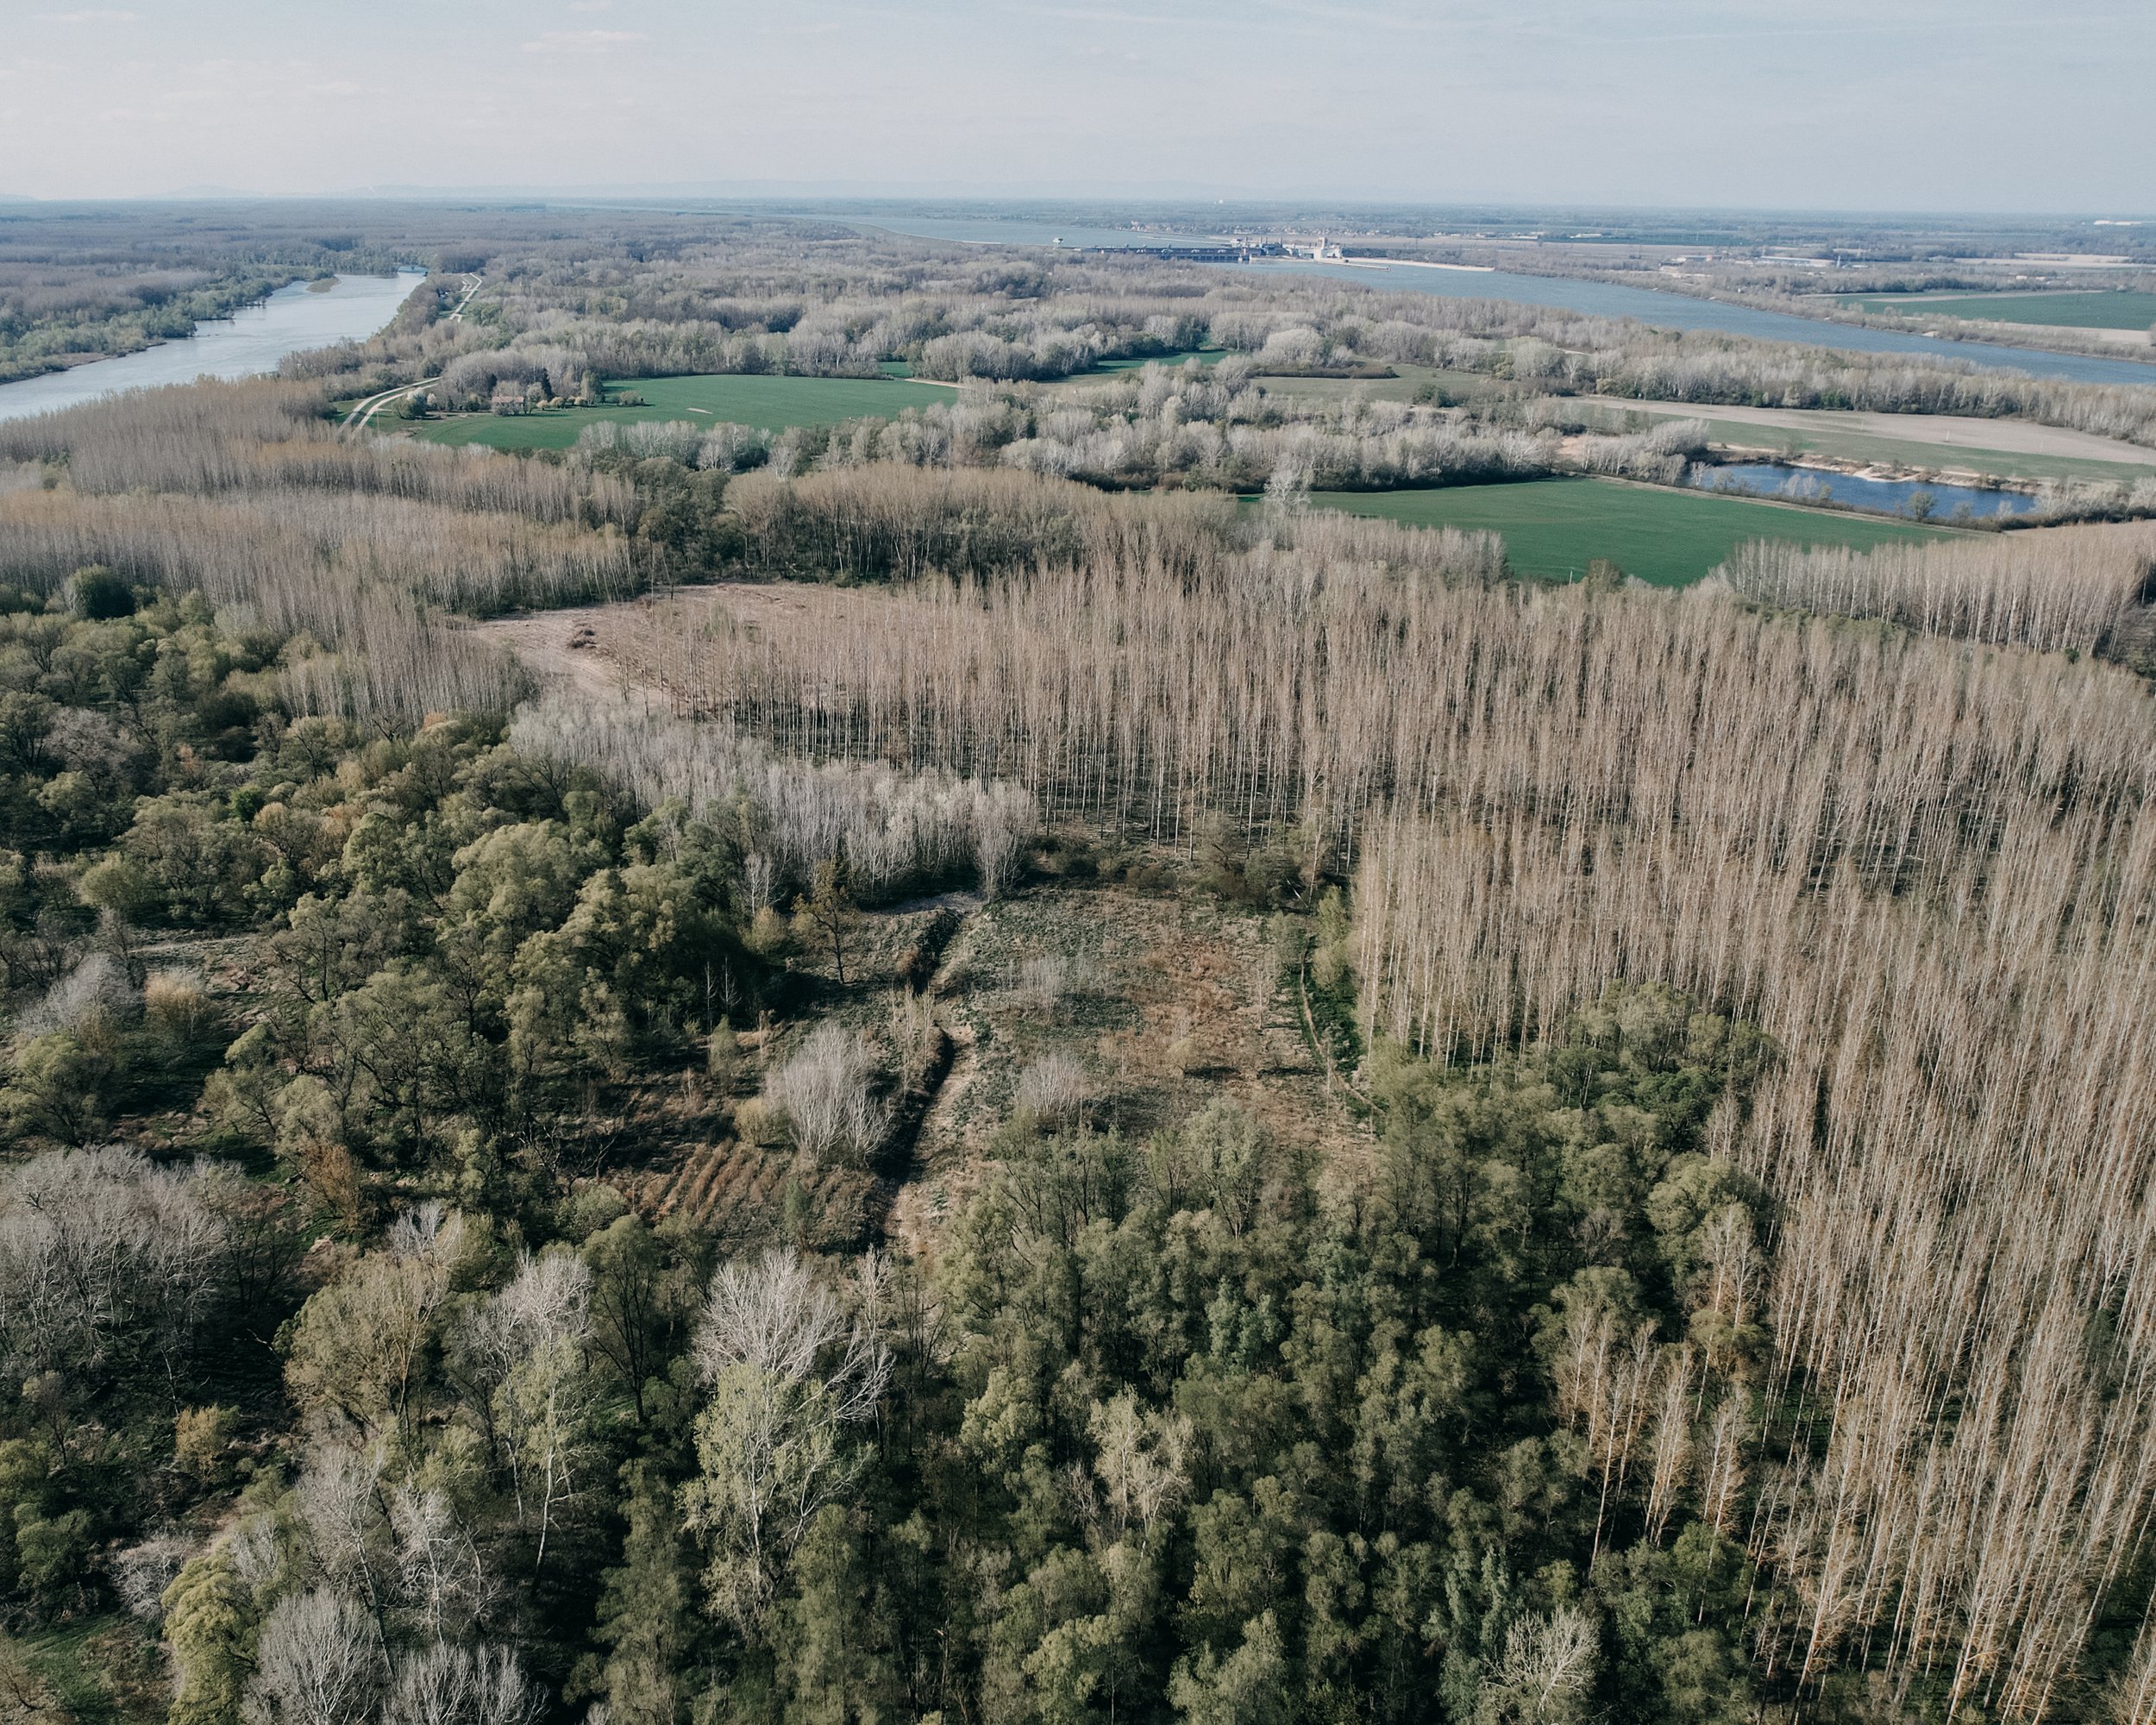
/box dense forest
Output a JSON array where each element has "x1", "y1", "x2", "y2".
[{"x1": 4, "y1": 209, "x2": 2156, "y2": 1725}]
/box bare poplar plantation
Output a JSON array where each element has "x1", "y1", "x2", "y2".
[
  {"x1": 0, "y1": 380, "x2": 633, "y2": 524},
  {"x1": 0, "y1": 378, "x2": 631, "y2": 728},
  {"x1": 604, "y1": 486, "x2": 1516, "y2": 854},
  {"x1": 0, "y1": 486, "x2": 633, "y2": 619},
  {"x1": 1718, "y1": 521, "x2": 2156, "y2": 656},
  {"x1": 1338, "y1": 605, "x2": 2156, "y2": 1714}
]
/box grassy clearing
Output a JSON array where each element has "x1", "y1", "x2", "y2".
[
  {"x1": 408, "y1": 373, "x2": 954, "y2": 451},
  {"x1": 1091, "y1": 347, "x2": 1223, "y2": 373},
  {"x1": 1844, "y1": 290, "x2": 2156, "y2": 329},
  {"x1": 893, "y1": 872, "x2": 1349, "y2": 1241},
  {"x1": 622, "y1": 863, "x2": 1351, "y2": 1256},
  {"x1": 1308, "y1": 477, "x2": 1954, "y2": 586},
  {"x1": 18, "y1": 1613, "x2": 166, "y2": 1725},
  {"x1": 1251, "y1": 363, "x2": 1507, "y2": 406}
]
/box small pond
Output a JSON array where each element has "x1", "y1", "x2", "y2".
[{"x1": 1691, "y1": 461, "x2": 2038, "y2": 520}]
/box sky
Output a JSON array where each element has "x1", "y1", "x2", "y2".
[{"x1": 1, "y1": 0, "x2": 2151, "y2": 211}]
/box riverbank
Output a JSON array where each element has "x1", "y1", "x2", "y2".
[{"x1": 0, "y1": 272, "x2": 423, "y2": 423}]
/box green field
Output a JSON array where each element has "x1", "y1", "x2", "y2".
[
  {"x1": 1035, "y1": 348, "x2": 1228, "y2": 389},
  {"x1": 1309, "y1": 477, "x2": 1954, "y2": 586},
  {"x1": 1093, "y1": 347, "x2": 1224, "y2": 373},
  {"x1": 408, "y1": 373, "x2": 956, "y2": 450},
  {"x1": 1252, "y1": 364, "x2": 1508, "y2": 406},
  {"x1": 1844, "y1": 290, "x2": 2156, "y2": 330}
]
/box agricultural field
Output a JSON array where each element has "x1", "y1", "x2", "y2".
[
  {"x1": 406, "y1": 372, "x2": 956, "y2": 450},
  {"x1": 1307, "y1": 474, "x2": 1953, "y2": 584},
  {"x1": 1843, "y1": 289, "x2": 2156, "y2": 329},
  {"x1": 1030, "y1": 348, "x2": 1223, "y2": 390}
]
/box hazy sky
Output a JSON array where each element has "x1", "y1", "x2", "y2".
[{"x1": 2, "y1": 0, "x2": 2149, "y2": 210}]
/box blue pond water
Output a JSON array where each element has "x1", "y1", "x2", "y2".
[
  {"x1": 0, "y1": 272, "x2": 422, "y2": 424},
  {"x1": 1693, "y1": 461, "x2": 2037, "y2": 520}
]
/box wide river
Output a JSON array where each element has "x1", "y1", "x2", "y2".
[
  {"x1": 0, "y1": 271, "x2": 422, "y2": 424},
  {"x1": 839, "y1": 216, "x2": 2156, "y2": 390}
]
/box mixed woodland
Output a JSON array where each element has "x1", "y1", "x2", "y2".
[{"x1": 4, "y1": 209, "x2": 2156, "y2": 1725}]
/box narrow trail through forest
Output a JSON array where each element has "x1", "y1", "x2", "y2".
[{"x1": 867, "y1": 900, "x2": 975, "y2": 1250}]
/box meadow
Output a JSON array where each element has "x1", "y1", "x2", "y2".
[
  {"x1": 1305, "y1": 474, "x2": 1952, "y2": 584},
  {"x1": 407, "y1": 372, "x2": 956, "y2": 449},
  {"x1": 1248, "y1": 362, "x2": 1507, "y2": 405},
  {"x1": 1088, "y1": 346, "x2": 1223, "y2": 372},
  {"x1": 1847, "y1": 289, "x2": 2156, "y2": 329}
]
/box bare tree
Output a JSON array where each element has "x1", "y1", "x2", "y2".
[
  {"x1": 245, "y1": 1590, "x2": 385, "y2": 1725},
  {"x1": 974, "y1": 781, "x2": 1037, "y2": 898},
  {"x1": 293, "y1": 1444, "x2": 394, "y2": 1656},
  {"x1": 1088, "y1": 1391, "x2": 1194, "y2": 1538},
  {"x1": 388, "y1": 1484, "x2": 491, "y2": 1645},
  {"x1": 1484, "y1": 1608, "x2": 1599, "y2": 1725},
  {"x1": 381, "y1": 1642, "x2": 540, "y2": 1725},
  {"x1": 682, "y1": 1249, "x2": 891, "y2": 1628},
  {"x1": 0, "y1": 1147, "x2": 234, "y2": 1389},
  {"x1": 761, "y1": 1024, "x2": 884, "y2": 1167},
  {"x1": 454, "y1": 1251, "x2": 599, "y2": 1575},
  {"x1": 1014, "y1": 1054, "x2": 1092, "y2": 1128}
]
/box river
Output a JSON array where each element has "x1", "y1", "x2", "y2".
[
  {"x1": 0, "y1": 271, "x2": 423, "y2": 424},
  {"x1": 1264, "y1": 260, "x2": 2156, "y2": 389},
  {"x1": 828, "y1": 215, "x2": 2156, "y2": 390}
]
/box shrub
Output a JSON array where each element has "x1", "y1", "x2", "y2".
[
  {"x1": 762, "y1": 1024, "x2": 884, "y2": 1166},
  {"x1": 143, "y1": 967, "x2": 217, "y2": 1056},
  {"x1": 1014, "y1": 1055, "x2": 1091, "y2": 1128}
]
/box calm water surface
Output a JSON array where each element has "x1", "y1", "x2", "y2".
[
  {"x1": 1256, "y1": 260, "x2": 2156, "y2": 389},
  {"x1": 1694, "y1": 461, "x2": 2038, "y2": 520},
  {"x1": 0, "y1": 272, "x2": 421, "y2": 423}
]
